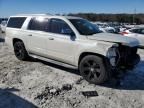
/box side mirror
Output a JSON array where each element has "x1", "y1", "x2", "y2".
[
  {"x1": 61, "y1": 28, "x2": 76, "y2": 39},
  {"x1": 70, "y1": 32, "x2": 76, "y2": 41},
  {"x1": 70, "y1": 32, "x2": 75, "y2": 37},
  {"x1": 62, "y1": 29, "x2": 75, "y2": 35}
]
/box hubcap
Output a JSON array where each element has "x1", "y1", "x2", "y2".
[
  {"x1": 90, "y1": 68, "x2": 94, "y2": 72},
  {"x1": 82, "y1": 60, "x2": 101, "y2": 81}
]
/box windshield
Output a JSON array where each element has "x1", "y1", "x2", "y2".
[{"x1": 69, "y1": 19, "x2": 101, "y2": 35}]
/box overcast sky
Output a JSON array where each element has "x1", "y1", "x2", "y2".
[{"x1": 0, "y1": 0, "x2": 144, "y2": 17}]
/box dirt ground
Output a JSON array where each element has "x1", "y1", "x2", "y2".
[{"x1": 0, "y1": 32, "x2": 144, "y2": 108}]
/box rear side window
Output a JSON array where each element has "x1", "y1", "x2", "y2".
[
  {"x1": 7, "y1": 17, "x2": 26, "y2": 28},
  {"x1": 28, "y1": 17, "x2": 49, "y2": 32}
]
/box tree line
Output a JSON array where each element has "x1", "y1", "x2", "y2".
[{"x1": 67, "y1": 13, "x2": 144, "y2": 24}]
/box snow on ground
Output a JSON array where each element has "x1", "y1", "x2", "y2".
[{"x1": 0, "y1": 32, "x2": 144, "y2": 108}]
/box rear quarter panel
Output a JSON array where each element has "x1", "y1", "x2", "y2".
[{"x1": 5, "y1": 27, "x2": 28, "y2": 51}]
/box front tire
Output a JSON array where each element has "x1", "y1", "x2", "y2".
[
  {"x1": 14, "y1": 41, "x2": 29, "y2": 60},
  {"x1": 79, "y1": 55, "x2": 109, "y2": 84}
]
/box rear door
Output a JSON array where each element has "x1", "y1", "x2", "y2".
[{"x1": 26, "y1": 17, "x2": 49, "y2": 56}]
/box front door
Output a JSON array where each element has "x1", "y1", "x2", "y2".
[{"x1": 44, "y1": 18, "x2": 77, "y2": 64}]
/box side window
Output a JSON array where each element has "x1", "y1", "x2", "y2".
[
  {"x1": 140, "y1": 29, "x2": 144, "y2": 34},
  {"x1": 28, "y1": 17, "x2": 49, "y2": 32},
  {"x1": 130, "y1": 29, "x2": 136, "y2": 33},
  {"x1": 7, "y1": 17, "x2": 26, "y2": 28},
  {"x1": 49, "y1": 18, "x2": 74, "y2": 35},
  {"x1": 130, "y1": 29, "x2": 141, "y2": 34}
]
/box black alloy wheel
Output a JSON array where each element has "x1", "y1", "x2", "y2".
[{"x1": 79, "y1": 55, "x2": 109, "y2": 84}]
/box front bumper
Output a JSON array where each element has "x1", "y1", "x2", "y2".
[
  {"x1": 121, "y1": 54, "x2": 140, "y2": 68},
  {"x1": 107, "y1": 45, "x2": 140, "y2": 69}
]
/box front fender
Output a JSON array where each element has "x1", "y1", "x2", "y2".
[{"x1": 74, "y1": 41, "x2": 118, "y2": 66}]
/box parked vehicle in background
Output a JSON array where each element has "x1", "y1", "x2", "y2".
[
  {"x1": 119, "y1": 26, "x2": 127, "y2": 32},
  {"x1": 0, "y1": 20, "x2": 7, "y2": 33},
  {"x1": 93, "y1": 22, "x2": 121, "y2": 33},
  {"x1": 97, "y1": 23, "x2": 116, "y2": 33},
  {"x1": 6, "y1": 14, "x2": 140, "y2": 84},
  {"x1": 0, "y1": 18, "x2": 8, "y2": 30},
  {"x1": 121, "y1": 28, "x2": 144, "y2": 48}
]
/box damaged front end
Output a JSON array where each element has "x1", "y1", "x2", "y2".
[{"x1": 106, "y1": 44, "x2": 140, "y2": 70}]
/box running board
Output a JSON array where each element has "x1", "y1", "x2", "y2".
[{"x1": 29, "y1": 54, "x2": 77, "y2": 69}]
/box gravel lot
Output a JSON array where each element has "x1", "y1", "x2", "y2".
[{"x1": 0, "y1": 32, "x2": 144, "y2": 108}]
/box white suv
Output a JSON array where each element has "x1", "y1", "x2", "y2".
[{"x1": 6, "y1": 14, "x2": 140, "y2": 84}]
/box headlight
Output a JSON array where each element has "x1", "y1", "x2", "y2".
[{"x1": 106, "y1": 47, "x2": 120, "y2": 67}]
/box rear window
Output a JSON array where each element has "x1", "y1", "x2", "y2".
[{"x1": 7, "y1": 17, "x2": 26, "y2": 28}]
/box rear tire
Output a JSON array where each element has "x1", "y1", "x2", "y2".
[
  {"x1": 13, "y1": 41, "x2": 29, "y2": 61},
  {"x1": 79, "y1": 55, "x2": 109, "y2": 84}
]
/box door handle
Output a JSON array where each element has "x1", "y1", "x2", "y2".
[
  {"x1": 48, "y1": 37, "x2": 54, "y2": 40},
  {"x1": 28, "y1": 34, "x2": 32, "y2": 36}
]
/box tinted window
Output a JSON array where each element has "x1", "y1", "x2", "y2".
[
  {"x1": 28, "y1": 17, "x2": 49, "y2": 32},
  {"x1": 130, "y1": 29, "x2": 141, "y2": 33},
  {"x1": 7, "y1": 17, "x2": 26, "y2": 28},
  {"x1": 140, "y1": 29, "x2": 144, "y2": 34},
  {"x1": 69, "y1": 19, "x2": 101, "y2": 35},
  {"x1": 49, "y1": 19, "x2": 74, "y2": 35}
]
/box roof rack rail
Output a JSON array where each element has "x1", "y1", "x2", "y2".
[
  {"x1": 45, "y1": 13, "x2": 53, "y2": 15},
  {"x1": 16, "y1": 13, "x2": 53, "y2": 16}
]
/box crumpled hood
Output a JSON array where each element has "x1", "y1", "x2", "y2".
[{"x1": 87, "y1": 33, "x2": 139, "y2": 47}]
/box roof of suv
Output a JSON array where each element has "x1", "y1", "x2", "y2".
[{"x1": 10, "y1": 14, "x2": 82, "y2": 20}]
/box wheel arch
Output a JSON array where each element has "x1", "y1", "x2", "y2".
[
  {"x1": 78, "y1": 52, "x2": 107, "y2": 66},
  {"x1": 12, "y1": 38, "x2": 29, "y2": 55},
  {"x1": 13, "y1": 38, "x2": 23, "y2": 46},
  {"x1": 12, "y1": 38, "x2": 30, "y2": 60}
]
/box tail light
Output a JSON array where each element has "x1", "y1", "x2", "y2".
[{"x1": 120, "y1": 32, "x2": 129, "y2": 35}]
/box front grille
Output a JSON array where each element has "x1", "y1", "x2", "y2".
[{"x1": 117, "y1": 45, "x2": 138, "y2": 67}]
